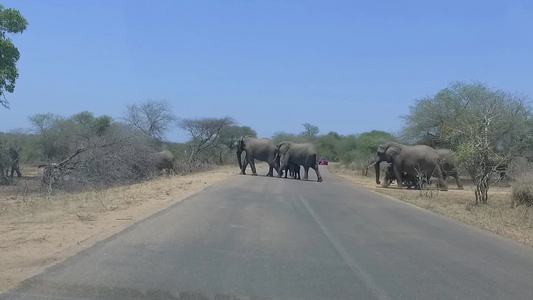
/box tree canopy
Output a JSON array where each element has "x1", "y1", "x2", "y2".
[
  {"x1": 123, "y1": 99, "x2": 177, "y2": 141},
  {"x1": 0, "y1": 4, "x2": 28, "y2": 108}
]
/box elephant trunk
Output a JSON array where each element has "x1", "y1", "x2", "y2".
[
  {"x1": 236, "y1": 149, "x2": 243, "y2": 171},
  {"x1": 375, "y1": 162, "x2": 381, "y2": 185},
  {"x1": 374, "y1": 155, "x2": 382, "y2": 185}
]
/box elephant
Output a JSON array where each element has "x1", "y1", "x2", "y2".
[
  {"x1": 236, "y1": 136, "x2": 279, "y2": 177},
  {"x1": 276, "y1": 141, "x2": 322, "y2": 182},
  {"x1": 0, "y1": 147, "x2": 21, "y2": 179},
  {"x1": 155, "y1": 151, "x2": 175, "y2": 174},
  {"x1": 384, "y1": 163, "x2": 421, "y2": 189},
  {"x1": 7, "y1": 147, "x2": 21, "y2": 178},
  {"x1": 283, "y1": 163, "x2": 301, "y2": 179},
  {"x1": 487, "y1": 157, "x2": 508, "y2": 180},
  {"x1": 374, "y1": 142, "x2": 447, "y2": 191},
  {"x1": 436, "y1": 149, "x2": 464, "y2": 189}
]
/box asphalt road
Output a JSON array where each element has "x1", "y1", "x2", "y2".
[{"x1": 3, "y1": 166, "x2": 533, "y2": 300}]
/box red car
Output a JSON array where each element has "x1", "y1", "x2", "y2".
[{"x1": 318, "y1": 157, "x2": 328, "y2": 165}]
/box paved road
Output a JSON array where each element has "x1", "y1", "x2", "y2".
[{"x1": 3, "y1": 166, "x2": 533, "y2": 300}]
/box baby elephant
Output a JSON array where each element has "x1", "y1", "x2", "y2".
[
  {"x1": 384, "y1": 164, "x2": 420, "y2": 189},
  {"x1": 284, "y1": 163, "x2": 301, "y2": 179}
]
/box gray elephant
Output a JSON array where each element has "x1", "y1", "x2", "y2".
[
  {"x1": 375, "y1": 142, "x2": 447, "y2": 191},
  {"x1": 155, "y1": 151, "x2": 175, "y2": 174},
  {"x1": 0, "y1": 147, "x2": 21, "y2": 180},
  {"x1": 283, "y1": 163, "x2": 301, "y2": 179},
  {"x1": 236, "y1": 136, "x2": 279, "y2": 177},
  {"x1": 8, "y1": 148, "x2": 21, "y2": 178},
  {"x1": 436, "y1": 149, "x2": 464, "y2": 189},
  {"x1": 276, "y1": 141, "x2": 322, "y2": 182},
  {"x1": 384, "y1": 163, "x2": 420, "y2": 189}
]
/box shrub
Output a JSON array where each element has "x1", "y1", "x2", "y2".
[
  {"x1": 511, "y1": 177, "x2": 533, "y2": 207},
  {"x1": 41, "y1": 123, "x2": 159, "y2": 190}
]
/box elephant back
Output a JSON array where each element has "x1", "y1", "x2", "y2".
[{"x1": 155, "y1": 151, "x2": 175, "y2": 170}]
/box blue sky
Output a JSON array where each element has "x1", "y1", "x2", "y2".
[{"x1": 2, "y1": 0, "x2": 532, "y2": 142}]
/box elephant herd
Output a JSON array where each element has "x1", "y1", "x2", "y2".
[
  {"x1": 374, "y1": 142, "x2": 464, "y2": 191},
  {"x1": 234, "y1": 138, "x2": 465, "y2": 188},
  {"x1": 236, "y1": 136, "x2": 323, "y2": 182}
]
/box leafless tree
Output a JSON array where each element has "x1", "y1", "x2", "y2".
[
  {"x1": 179, "y1": 117, "x2": 235, "y2": 163},
  {"x1": 28, "y1": 113, "x2": 61, "y2": 134},
  {"x1": 123, "y1": 100, "x2": 177, "y2": 141},
  {"x1": 39, "y1": 123, "x2": 158, "y2": 191}
]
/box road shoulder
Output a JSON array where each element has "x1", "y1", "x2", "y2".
[
  {"x1": 0, "y1": 166, "x2": 237, "y2": 292},
  {"x1": 329, "y1": 165, "x2": 533, "y2": 248}
]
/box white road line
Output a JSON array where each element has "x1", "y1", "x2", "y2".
[{"x1": 299, "y1": 195, "x2": 391, "y2": 300}]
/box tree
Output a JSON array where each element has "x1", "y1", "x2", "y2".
[
  {"x1": 29, "y1": 113, "x2": 61, "y2": 134},
  {"x1": 123, "y1": 100, "x2": 177, "y2": 141},
  {"x1": 271, "y1": 131, "x2": 301, "y2": 144},
  {"x1": 315, "y1": 132, "x2": 343, "y2": 161},
  {"x1": 300, "y1": 123, "x2": 319, "y2": 137},
  {"x1": 0, "y1": 5, "x2": 28, "y2": 108},
  {"x1": 354, "y1": 131, "x2": 396, "y2": 176},
  {"x1": 404, "y1": 82, "x2": 532, "y2": 203},
  {"x1": 28, "y1": 112, "x2": 113, "y2": 161},
  {"x1": 179, "y1": 117, "x2": 235, "y2": 163},
  {"x1": 218, "y1": 125, "x2": 257, "y2": 150}
]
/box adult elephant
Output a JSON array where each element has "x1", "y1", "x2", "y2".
[
  {"x1": 236, "y1": 136, "x2": 279, "y2": 177},
  {"x1": 276, "y1": 141, "x2": 322, "y2": 182},
  {"x1": 155, "y1": 151, "x2": 175, "y2": 174},
  {"x1": 8, "y1": 147, "x2": 22, "y2": 178},
  {"x1": 0, "y1": 147, "x2": 22, "y2": 182},
  {"x1": 436, "y1": 149, "x2": 464, "y2": 189},
  {"x1": 374, "y1": 142, "x2": 447, "y2": 191}
]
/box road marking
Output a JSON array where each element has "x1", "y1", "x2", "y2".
[{"x1": 299, "y1": 196, "x2": 391, "y2": 300}]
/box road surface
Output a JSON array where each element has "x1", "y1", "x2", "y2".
[{"x1": 2, "y1": 166, "x2": 533, "y2": 300}]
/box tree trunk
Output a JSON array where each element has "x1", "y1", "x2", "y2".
[{"x1": 474, "y1": 172, "x2": 490, "y2": 204}]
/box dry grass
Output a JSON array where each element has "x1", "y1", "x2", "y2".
[
  {"x1": 330, "y1": 164, "x2": 533, "y2": 247},
  {"x1": 0, "y1": 165, "x2": 237, "y2": 292}
]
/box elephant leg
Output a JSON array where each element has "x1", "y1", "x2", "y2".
[
  {"x1": 247, "y1": 155, "x2": 258, "y2": 176},
  {"x1": 278, "y1": 156, "x2": 289, "y2": 178},
  {"x1": 303, "y1": 166, "x2": 310, "y2": 180},
  {"x1": 434, "y1": 167, "x2": 448, "y2": 191},
  {"x1": 393, "y1": 167, "x2": 403, "y2": 189},
  {"x1": 313, "y1": 164, "x2": 323, "y2": 182},
  {"x1": 250, "y1": 162, "x2": 258, "y2": 176},
  {"x1": 267, "y1": 164, "x2": 274, "y2": 177},
  {"x1": 240, "y1": 158, "x2": 249, "y2": 175},
  {"x1": 452, "y1": 172, "x2": 464, "y2": 189}
]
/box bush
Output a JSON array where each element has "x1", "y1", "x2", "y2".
[
  {"x1": 41, "y1": 124, "x2": 159, "y2": 190},
  {"x1": 511, "y1": 177, "x2": 533, "y2": 207}
]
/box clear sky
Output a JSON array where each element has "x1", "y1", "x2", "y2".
[{"x1": 2, "y1": 0, "x2": 532, "y2": 142}]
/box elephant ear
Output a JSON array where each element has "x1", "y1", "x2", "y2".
[
  {"x1": 385, "y1": 144, "x2": 402, "y2": 160},
  {"x1": 238, "y1": 137, "x2": 246, "y2": 150},
  {"x1": 278, "y1": 141, "x2": 290, "y2": 154}
]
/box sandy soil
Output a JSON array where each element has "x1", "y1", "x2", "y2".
[
  {"x1": 330, "y1": 164, "x2": 533, "y2": 247},
  {"x1": 0, "y1": 165, "x2": 237, "y2": 292}
]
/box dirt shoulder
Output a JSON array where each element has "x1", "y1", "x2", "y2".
[
  {"x1": 0, "y1": 165, "x2": 237, "y2": 292},
  {"x1": 330, "y1": 164, "x2": 533, "y2": 247}
]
